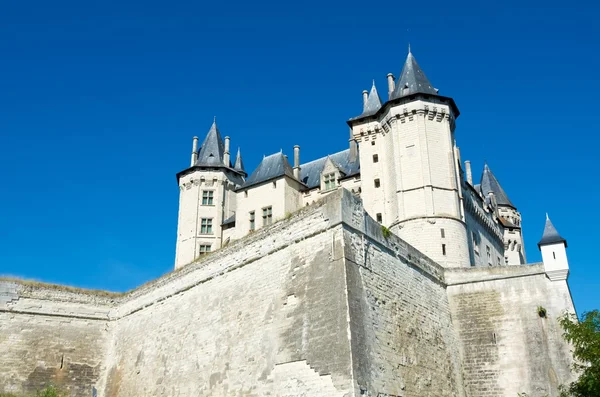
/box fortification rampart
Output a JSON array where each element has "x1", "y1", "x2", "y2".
[{"x1": 1, "y1": 189, "x2": 576, "y2": 397}]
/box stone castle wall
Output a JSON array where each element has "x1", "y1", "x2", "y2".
[
  {"x1": 0, "y1": 282, "x2": 114, "y2": 397},
  {"x1": 0, "y1": 189, "x2": 577, "y2": 397},
  {"x1": 446, "y1": 266, "x2": 577, "y2": 397}
]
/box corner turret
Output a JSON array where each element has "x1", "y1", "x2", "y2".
[
  {"x1": 480, "y1": 163, "x2": 526, "y2": 265},
  {"x1": 538, "y1": 214, "x2": 569, "y2": 281}
]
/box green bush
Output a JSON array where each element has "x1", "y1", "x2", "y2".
[{"x1": 0, "y1": 386, "x2": 62, "y2": 397}]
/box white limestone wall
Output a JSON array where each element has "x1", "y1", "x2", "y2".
[
  {"x1": 393, "y1": 218, "x2": 470, "y2": 267},
  {"x1": 101, "y1": 192, "x2": 355, "y2": 397},
  {"x1": 351, "y1": 118, "x2": 398, "y2": 226},
  {"x1": 0, "y1": 281, "x2": 113, "y2": 397},
  {"x1": 462, "y1": 185, "x2": 505, "y2": 267},
  {"x1": 353, "y1": 99, "x2": 469, "y2": 267},
  {"x1": 465, "y1": 210, "x2": 505, "y2": 267},
  {"x1": 446, "y1": 266, "x2": 577, "y2": 397},
  {"x1": 175, "y1": 170, "x2": 241, "y2": 268},
  {"x1": 234, "y1": 176, "x2": 301, "y2": 239}
]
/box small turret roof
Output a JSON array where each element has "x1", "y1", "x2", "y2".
[
  {"x1": 361, "y1": 81, "x2": 382, "y2": 117},
  {"x1": 391, "y1": 50, "x2": 438, "y2": 100},
  {"x1": 480, "y1": 163, "x2": 515, "y2": 208},
  {"x1": 240, "y1": 152, "x2": 295, "y2": 189},
  {"x1": 234, "y1": 147, "x2": 246, "y2": 174},
  {"x1": 538, "y1": 214, "x2": 567, "y2": 248},
  {"x1": 196, "y1": 120, "x2": 225, "y2": 167}
]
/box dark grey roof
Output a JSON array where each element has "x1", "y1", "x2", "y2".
[
  {"x1": 538, "y1": 215, "x2": 567, "y2": 248},
  {"x1": 299, "y1": 149, "x2": 360, "y2": 189},
  {"x1": 391, "y1": 51, "x2": 438, "y2": 100},
  {"x1": 240, "y1": 152, "x2": 295, "y2": 189},
  {"x1": 362, "y1": 81, "x2": 382, "y2": 117},
  {"x1": 196, "y1": 120, "x2": 226, "y2": 167},
  {"x1": 234, "y1": 147, "x2": 245, "y2": 174},
  {"x1": 480, "y1": 164, "x2": 515, "y2": 208},
  {"x1": 222, "y1": 214, "x2": 236, "y2": 226}
]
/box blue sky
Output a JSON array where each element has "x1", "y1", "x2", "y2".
[{"x1": 1, "y1": 0, "x2": 598, "y2": 314}]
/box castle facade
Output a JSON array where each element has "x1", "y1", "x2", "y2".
[
  {"x1": 0, "y1": 51, "x2": 577, "y2": 397},
  {"x1": 175, "y1": 50, "x2": 527, "y2": 271}
]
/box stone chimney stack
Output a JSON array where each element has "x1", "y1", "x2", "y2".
[
  {"x1": 387, "y1": 73, "x2": 395, "y2": 99},
  {"x1": 224, "y1": 136, "x2": 231, "y2": 166},
  {"x1": 362, "y1": 90, "x2": 369, "y2": 111},
  {"x1": 191, "y1": 136, "x2": 199, "y2": 167},
  {"x1": 293, "y1": 145, "x2": 301, "y2": 180},
  {"x1": 465, "y1": 160, "x2": 473, "y2": 185}
]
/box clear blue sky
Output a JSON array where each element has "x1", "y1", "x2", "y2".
[{"x1": 1, "y1": 0, "x2": 598, "y2": 314}]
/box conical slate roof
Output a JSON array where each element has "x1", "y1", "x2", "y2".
[
  {"x1": 480, "y1": 164, "x2": 515, "y2": 208},
  {"x1": 234, "y1": 147, "x2": 245, "y2": 173},
  {"x1": 241, "y1": 152, "x2": 295, "y2": 189},
  {"x1": 196, "y1": 120, "x2": 225, "y2": 167},
  {"x1": 538, "y1": 215, "x2": 567, "y2": 248},
  {"x1": 391, "y1": 50, "x2": 438, "y2": 100},
  {"x1": 361, "y1": 81, "x2": 383, "y2": 117}
]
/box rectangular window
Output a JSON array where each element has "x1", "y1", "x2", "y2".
[
  {"x1": 323, "y1": 173, "x2": 336, "y2": 191},
  {"x1": 472, "y1": 232, "x2": 479, "y2": 254},
  {"x1": 486, "y1": 245, "x2": 491, "y2": 264},
  {"x1": 441, "y1": 228, "x2": 445, "y2": 238},
  {"x1": 497, "y1": 256, "x2": 501, "y2": 266},
  {"x1": 374, "y1": 179, "x2": 381, "y2": 188},
  {"x1": 442, "y1": 244, "x2": 447, "y2": 256},
  {"x1": 371, "y1": 140, "x2": 375, "y2": 146},
  {"x1": 262, "y1": 206, "x2": 273, "y2": 226},
  {"x1": 199, "y1": 244, "x2": 211, "y2": 255},
  {"x1": 249, "y1": 211, "x2": 255, "y2": 231},
  {"x1": 200, "y1": 218, "x2": 213, "y2": 234},
  {"x1": 376, "y1": 213, "x2": 382, "y2": 223},
  {"x1": 373, "y1": 154, "x2": 379, "y2": 163},
  {"x1": 202, "y1": 191, "x2": 214, "y2": 205}
]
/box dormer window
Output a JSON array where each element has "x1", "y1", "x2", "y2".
[{"x1": 323, "y1": 173, "x2": 336, "y2": 191}]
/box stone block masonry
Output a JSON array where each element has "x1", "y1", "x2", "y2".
[{"x1": 0, "y1": 189, "x2": 577, "y2": 396}]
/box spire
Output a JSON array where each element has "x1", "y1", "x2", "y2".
[
  {"x1": 480, "y1": 163, "x2": 515, "y2": 208},
  {"x1": 360, "y1": 80, "x2": 383, "y2": 117},
  {"x1": 538, "y1": 215, "x2": 567, "y2": 248},
  {"x1": 234, "y1": 147, "x2": 245, "y2": 173},
  {"x1": 195, "y1": 120, "x2": 225, "y2": 166},
  {"x1": 391, "y1": 50, "x2": 438, "y2": 100}
]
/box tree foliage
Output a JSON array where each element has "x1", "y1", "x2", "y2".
[{"x1": 559, "y1": 310, "x2": 600, "y2": 397}]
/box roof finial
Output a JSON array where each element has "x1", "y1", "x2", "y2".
[
  {"x1": 546, "y1": 212, "x2": 549, "y2": 220},
  {"x1": 408, "y1": 42, "x2": 411, "y2": 54},
  {"x1": 213, "y1": 116, "x2": 216, "y2": 123}
]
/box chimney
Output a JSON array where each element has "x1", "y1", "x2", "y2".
[
  {"x1": 349, "y1": 128, "x2": 357, "y2": 163},
  {"x1": 362, "y1": 90, "x2": 369, "y2": 111},
  {"x1": 387, "y1": 73, "x2": 395, "y2": 99},
  {"x1": 191, "y1": 136, "x2": 199, "y2": 166},
  {"x1": 293, "y1": 145, "x2": 301, "y2": 179},
  {"x1": 465, "y1": 160, "x2": 473, "y2": 185},
  {"x1": 224, "y1": 136, "x2": 231, "y2": 166}
]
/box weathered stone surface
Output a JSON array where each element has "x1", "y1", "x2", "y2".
[{"x1": 0, "y1": 190, "x2": 577, "y2": 397}]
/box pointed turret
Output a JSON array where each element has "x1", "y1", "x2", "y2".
[
  {"x1": 538, "y1": 214, "x2": 567, "y2": 248},
  {"x1": 234, "y1": 147, "x2": 246, "y2": 175},
  {"x1": 195, "y1": 119, "x2": 225, "y2": 166},
  {"x1": 538, "y1": 214, "x2": 569, "y2": 281},
  {"x1": 480, "y1": 163, "x2": 515, "y2": 208},
  {"x1": 391, "y1": 50, "x2": 438, "y2": 100},
  {"x1": 360, "y1": 81, "x2": 383, "y2": 117}
]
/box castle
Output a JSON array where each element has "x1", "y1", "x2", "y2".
[
  {"x1": 0, "y1": 51, "x2": 577, "y2": 397},
  {"x1": 174, "y1": 49, "x2": 529, "y2": 271}
]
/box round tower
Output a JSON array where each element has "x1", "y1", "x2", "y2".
[{"x1": 348, "y1": 50, "x2": 469, "y2": 268}]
